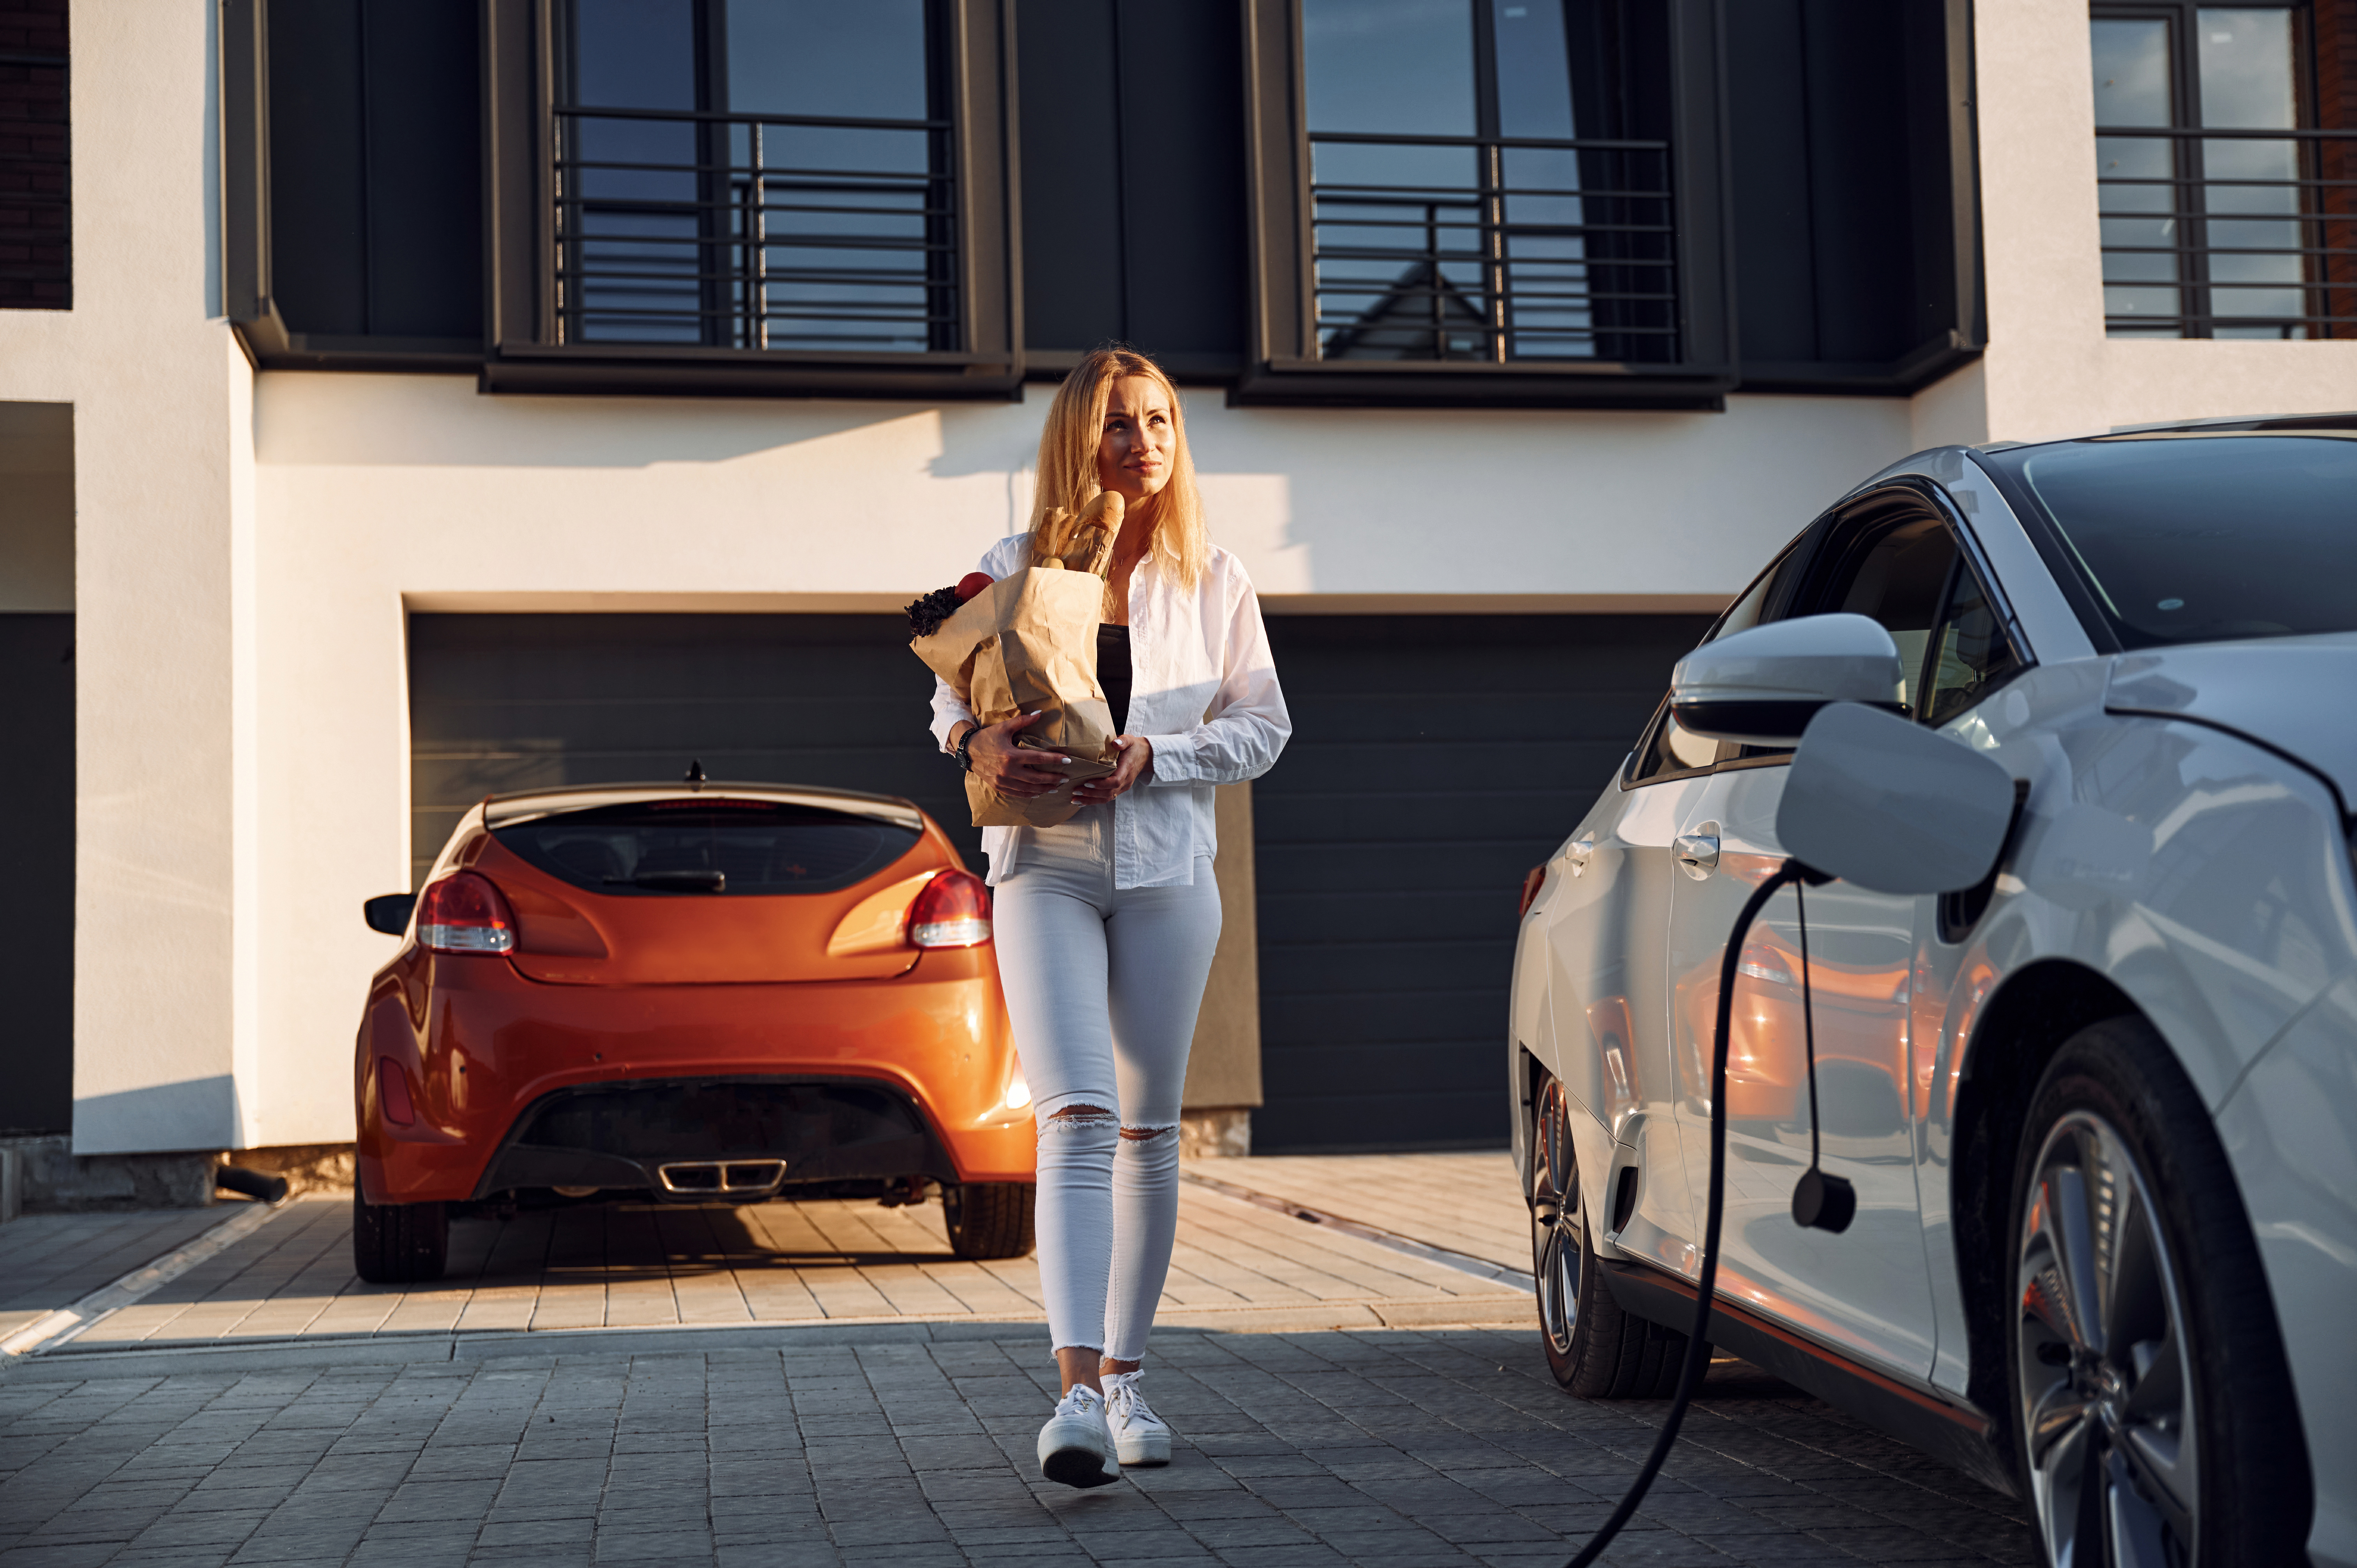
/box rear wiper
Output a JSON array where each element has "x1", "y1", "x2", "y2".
[{"x1": 607, "y1": 870, "x2": 726, "y2": 892}]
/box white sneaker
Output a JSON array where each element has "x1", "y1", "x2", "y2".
[
  {"x1": 1103, "y1": 1370, "x2": 1172, "y2": 1466},
  {"x1": 1037, "y1": 1385, "x2": 1122, "y2": 1489}
]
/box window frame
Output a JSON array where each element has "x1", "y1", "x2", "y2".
[
  {"x1": 1236, "y1": 0, "x2": 1736, "y2": 410},
  {"x1": 480, "y1": 0, "x2": 1023, "y2": 399},
  {"x1": 2090, "y1": 0, "x2": 2354, "y2": 340}
]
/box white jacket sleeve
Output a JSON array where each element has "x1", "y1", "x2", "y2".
[
  {"x1": 929, "y1": 673, "x2": 974, "y2": 756},
  {"x1": 1141, "y1": 565, "x2": 1292, "y2": 786}
]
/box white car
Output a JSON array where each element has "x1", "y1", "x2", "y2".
[{"x1": 1509, "y1": 415, "x2": 2355, "y2": 1568}]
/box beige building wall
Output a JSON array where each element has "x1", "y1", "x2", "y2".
[{"x1": 0, "y1": 3, "x2": 260, "y2": 1156}]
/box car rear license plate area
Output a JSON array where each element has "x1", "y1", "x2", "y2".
[{"x1": 471, "y1": 1076, "x2": 953, "y2": 1204}]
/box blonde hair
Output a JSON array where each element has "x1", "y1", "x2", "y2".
[{"x1": 1029, "y1": 346, "x2": 1209, "y2": 590}]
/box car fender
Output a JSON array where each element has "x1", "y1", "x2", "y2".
[
  {"x1": 2216, "y1": 971, "x2": 2357, "y2": 1568},
  {"x1": 1919, "y1": 682, "x2": 2357, "y2": 1416}
]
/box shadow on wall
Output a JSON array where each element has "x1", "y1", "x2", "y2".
[
  {"x1": 256, "y1": 375, "x2": 1048, "y2": 474},
  {"x1": 70, "y1": 1076, "x2": 239, "y2": 1165}
]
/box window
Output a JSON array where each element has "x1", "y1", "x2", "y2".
[
  {"x1": 1809, "y1": 516, "x2": 1956, "y2": 718},
  {"x1": 2092, "y1": 2, "x2": 2357, "y2": 338},
  {"x1": 553, "y1": 0, "x2": 946, "y2": 351},
  {"x1": 1626, "y1": 697, "x2": 1719, "y2": 785},
  {"x1": 0, "y1": 0, "x2": 68, "y2": 310},
  {"x1": 496, "y1": 798, "x2": 919, "y2": 897},
  {"x1": 482, "y1": 0, "x2": 1018, "y2": 397},
  {"x1": 1301, "y1": 0, "x2": 1673, "y2": 364},
  {"x1": 1789, "y1": 490, "x2": 2024, "y2": 728},
  {"x1": 1922, "y1": 564, "x2": 2025, "y2": 727},
  {"x1": 1625, "y1": 543, "x2": 1797, "y2": 786},
  {"x1": 1237, "y1": 0, "x2": 1732, "y2": 407},
  {"x1": 1984, "y1": 428, "x2": 2357, "y2": 647}
]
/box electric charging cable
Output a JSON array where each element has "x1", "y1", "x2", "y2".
[{"x1": 1560, "y1": 858, "x2": 1825, "y2": 1568}]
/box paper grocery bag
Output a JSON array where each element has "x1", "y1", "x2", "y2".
[{"x1": 912, "y1": 565, "x2": 1119, "y2": 828}]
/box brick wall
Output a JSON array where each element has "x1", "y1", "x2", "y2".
[
  {"x1": 0, "y1": 0, "x2": 67, "y2": 311},
  {"x1": 2314, "y1": 0, "x2": 2356, "y2": 334}
]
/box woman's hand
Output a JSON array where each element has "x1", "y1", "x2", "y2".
[
  {"x1": 1073, "y1": 735, "x2": 1153, "y2": 806},
  {"x1": 963, "y1": 714, "x2": 1078, "y2": 799}
]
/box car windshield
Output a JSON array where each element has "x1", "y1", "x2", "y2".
[
  {"x1": 1986, "y1": 433, "x2": 2357, "y2": 650},
  {"x1": 494, "y1": 798, "x2": 919, "y2": 896}
]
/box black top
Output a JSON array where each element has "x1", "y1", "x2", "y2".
[{"x1": 1096, "y1": 623, "x2": 1131, "y2": 736}]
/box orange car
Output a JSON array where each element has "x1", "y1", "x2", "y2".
[{"x1": 351, "y1": 782, "x2": 1034, "y2": 1282}]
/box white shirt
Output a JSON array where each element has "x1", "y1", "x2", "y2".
[{"x1": 928, "y1": 534, "x2": 1292, "y2": 888}]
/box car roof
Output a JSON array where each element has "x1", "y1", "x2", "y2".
[
  {"x1": 482, "y1": 783, "x2": 928, "y2": 834},
  {"x1": 1979, "y1": 410, "x2": 2357, "y2": 453}
]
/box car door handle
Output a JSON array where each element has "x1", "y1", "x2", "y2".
[
  {"x1": 1565, "y1": 836, "x2": 1595, "y2": 877},
  {"x1": 1675, "y1": 830, "x2": 1720, "y2": 879}
]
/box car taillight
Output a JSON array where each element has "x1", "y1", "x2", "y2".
[
  {"x1": 417, "y1": 871, "x2": 516, "y2": 954},
  {"x1": 378, "y1": 1057, "x2": 415, "y2": 1126},
  {"x1": 1518, "y1": 864, "x2": 1548, "y2": 919},
  {"x1": 908, "y1": 869, "x2": 991, "y2": 949}
]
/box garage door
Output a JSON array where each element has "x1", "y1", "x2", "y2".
[
  {"x1": 408, "y1": 614, "x2": 977, "y2": 885},
  {"x1": 409, "y1": 610, "x2": 1713, "y2": 1157},
  {"x1": 1248, "y1": 613, "x2": 1712, "y2": 1153}
]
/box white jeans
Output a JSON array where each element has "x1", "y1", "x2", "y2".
[{"x1": 991, "y1": 807, "x2": 1222, "y2": 1360}]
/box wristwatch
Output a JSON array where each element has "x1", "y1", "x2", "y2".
[{"x1": 955, "y1": 725, "x2": 979, "y2": 773}]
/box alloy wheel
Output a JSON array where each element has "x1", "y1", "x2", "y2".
[
  {"x1": 1531, "y1": 1079, "x2": 1584, "y2": 1359},
  {"x1": 2015, "y1": 1110, "x2": 2200, "y2": 1568}
]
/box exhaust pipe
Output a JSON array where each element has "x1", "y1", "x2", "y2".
[{"x1": 216, "y1": 1165, "x2": 290, "y2": 1204}]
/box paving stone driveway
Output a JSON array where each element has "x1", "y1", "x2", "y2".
[{"x1": 0, "y1": 1326, "x2": 2036, "y2": 1568}]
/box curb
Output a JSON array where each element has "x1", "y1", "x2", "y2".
[
  {"x1": 14, "y1": 1296, "x2": 1537, "y2": 1379},
  {"x1": 1181, "y1": 1169, "x2": 1536, "y2": 1293},
  {"x1": 0, "y1": 1200, "x2": 292, "y2": 1359}
]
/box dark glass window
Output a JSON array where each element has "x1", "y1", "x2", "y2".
[
  {"x1": 1300, "y1": 0, "x2": 1675, "y2": 364},
  {"x1": 555, "y1": 0, "x2": 952, "y2": 351},
  {"x1": 1626, "y1": 697, "x2": 1720, "y2": 785},
  {"x1": 1922, "y1": 565, "x2": 2025, "y2": 728},
  {"x1": 1801, "y1": 515, "x2": 1959, "y2": 718},
  {"x1": 1988, "y1": 432, "x2": 2357, "y2": 647},
  {"x1": 2091, "y1": 2, "x2": 2355, "y2": 339},
  {"x1": 1624, "y1": 546, "x2": 1802, "y2": 785},
  {"x1": 495, "y1": 799, "x2": 920, "y2": 896},
  {"x1": 0, "y1": 0, "x2": 69, "y2": 309}
]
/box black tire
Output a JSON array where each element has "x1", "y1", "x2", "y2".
[
  {"x1": 944, "y1": 1181, "x2": 1035, "y2": 1260},
  {"x1": 2005, "y1": 1016, "x2": 2310, "y2": 1568},
  {"x1": 1530, "y1": 1074, "x2": 1694, "y2": 1397},
  {"x1": 352, "y1": 1178, "x2": 449, "y2": 1284}
]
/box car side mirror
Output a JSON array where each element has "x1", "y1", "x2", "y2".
[
  {"x1": 1671, "y1": 613, "x2": 1907, "y2": 745},
  {"x1": 364, "y1": 893, "x2": 417, "y2": 936},
  {"x1": 1777, "y1": 703, "x2": 2016, "y2": 895}
]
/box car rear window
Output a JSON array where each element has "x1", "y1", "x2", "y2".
[
  {"x1": 1986, "y1": 434, "x2": 2357, "y2": 650},
  {"x1": 493, "y1": 799, "x2": 920, "y2": 896}
]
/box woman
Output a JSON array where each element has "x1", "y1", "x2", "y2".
[{"x1": 929, "y1": 346, "x2": 1290, "y2": 1488}]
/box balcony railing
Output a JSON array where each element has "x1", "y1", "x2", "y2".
[
  {"x1": 2097, "y1": 124, "x2": 2357, "y2": 339},
  {"x1": 552, "y1": 104, "x2": 959, "y2": 353},
  {"x1": 1307, "y1": 130, "x2": 1678, "y2": 364}
]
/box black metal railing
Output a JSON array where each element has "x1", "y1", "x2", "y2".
[
  {"x1": 2097, "y1": 124, "x2": 2357, "y2": 339},
  {"x1": 0, "y1": 49, "x2": 71, "y2": 311},
  {"x1": 552, "y1": 104, "x2": 959, "y2": 352},
  {"x1": 1307, "y1": 130, "x2": 1677, "y2": 364}
]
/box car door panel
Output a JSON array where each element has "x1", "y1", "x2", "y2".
[
  {"x1": 1666, "y1": 765, "x2": 1940, "y2": 1374},
  {"x1": 1534, "y1": 768, "x2": 1710, "y2": 1254}
]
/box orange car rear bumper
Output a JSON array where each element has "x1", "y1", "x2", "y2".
[{"x1": 357, "y1": 946, "x2": 1034, "y2": 1205}]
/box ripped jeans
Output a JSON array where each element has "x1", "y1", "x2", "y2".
[{"x1": 991, "y1": 808, "x2": 1222, "y2": 1361}]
